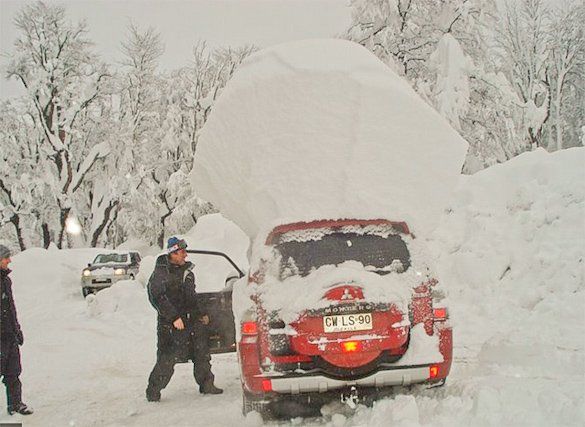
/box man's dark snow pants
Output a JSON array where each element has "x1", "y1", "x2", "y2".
[
  {"x1": 147, "y1": 323, "x2": 213, "y2": 393},
  {"x1": 0, "y1": 338, "x2": 22, "y2": 407}
]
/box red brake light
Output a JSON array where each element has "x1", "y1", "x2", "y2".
[
  {"x1": 429, "y1": 365, "x2": 439, "y2": 379},
  {"x1": 433, "y1": 307, "x2": 448, "y2": 320},
  {"x1": 261, "y1": 379, "x2": 273, "y2": 392},
  {"x1": 342, "y1": 341, "x2": 361, "y2": 352},
  {"x1": 241, "y1": 321, "x2": 258, "y2": 335}
]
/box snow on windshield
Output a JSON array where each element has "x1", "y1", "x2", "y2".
[
  {"x1": 235, "y1": 231, "x2": 434, "y2": 325},
  {"x1": 192, "y1": 39, "x2": 468, "y2": 239},
  {"x1": 277, "y1": 223, "x2": 404, "y2": 243},
  {"x1": 93, "y1": 253, "x2": 128, "y2": 264},
  {"x1": 276, "y1": 229, "x2": 411, "y2": 278}
]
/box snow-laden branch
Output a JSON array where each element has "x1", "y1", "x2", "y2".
[{"x1": 70, "y1": 142, "x2": 110, "y2": 194}]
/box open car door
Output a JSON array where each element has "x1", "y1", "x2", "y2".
[{"x1": 187, "y1": 250, "x2": 245, "y2": 354}]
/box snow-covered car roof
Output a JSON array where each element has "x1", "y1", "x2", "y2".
[{"x1": 192, "y1": 39, "x2": 468, "y2": 238}]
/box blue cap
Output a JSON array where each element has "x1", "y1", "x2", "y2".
[{"x1": 167, "y1": 237, "x2": 187, "y2": 254}]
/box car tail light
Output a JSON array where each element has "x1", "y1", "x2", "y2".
[
  {"x1": 433, "y1": 307, "x2": 448, "y2": 321},
  {"x1": 342, "y1": 341, "x2": 361, "y2": 352},
  {"x1": 429, "y1": 364, "x2": 439, "y2": 379},
  {"x1": 242, "y1": 321, "x2": 258, "y2": 335},
  {"x1": 261, "y1": 379, "x2": 273, "y2": 392}
]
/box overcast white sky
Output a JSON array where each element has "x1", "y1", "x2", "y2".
[{"x1": 0, "y1": 0, "x2": 351, "y2": 98}]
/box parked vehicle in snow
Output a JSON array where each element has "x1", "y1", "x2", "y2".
[
  {"x1": 81, "y1": 252, "x2": 141, "y2": 297},
  {"x1": 237, "y1": 219, "x2": 453, "y2": 419}
]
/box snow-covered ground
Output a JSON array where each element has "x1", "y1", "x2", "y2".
[{"x1": 1, "y1": 148, "x2": 583, "y2": 426}]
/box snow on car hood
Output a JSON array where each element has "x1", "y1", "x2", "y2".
[{"x1": 192, "y1": 39, "x2": 468, "y2": 238}]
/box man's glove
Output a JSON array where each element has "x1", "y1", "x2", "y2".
[{"x1": 15, "y1": 330, "x2": 24, "y2": 346}]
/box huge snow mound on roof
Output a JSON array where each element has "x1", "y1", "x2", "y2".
[{"x1": 192, "y1": 39, "x2": 468, "y2": 237}]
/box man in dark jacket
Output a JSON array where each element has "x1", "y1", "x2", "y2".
[
  {"x1": 145, "y1": 237, "x2": 223, "y2": 401},
  {"x1": 0, "y1": 244, "x2": 33, "y2": 415}
]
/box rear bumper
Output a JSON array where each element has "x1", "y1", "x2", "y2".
[
  {"x1": 269, "y1": 364, "x2": 436, "y2": 394},
  {"x1": 241, "y1": 326, "x2": 453, "y2": 396}
]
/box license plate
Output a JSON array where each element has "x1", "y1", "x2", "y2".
[{"x1": 323, "y1": 313, "x2": 373, "y2": 333}]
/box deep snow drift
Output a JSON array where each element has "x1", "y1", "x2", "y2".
[
  {"x1": 1, "y1": 148, "x2": 583, "y2": 426},
  {"x1": 424, "y1": 147, "x2": 585, "y2": 426},
  {"x1": 192, "y1": 39, "x2": 468, "y2": 238}
]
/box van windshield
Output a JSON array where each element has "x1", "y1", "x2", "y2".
[{"x1": 275, "y1": 230, "x2": 410, "y2": 278}]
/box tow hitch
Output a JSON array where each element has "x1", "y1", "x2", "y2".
[{"x1": 341, "y1": 386, "x2": 359, "y2": 409}]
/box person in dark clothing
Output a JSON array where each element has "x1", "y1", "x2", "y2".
[
  {"x1": 146, "y1": 237, "x2": 223, "y2": 401},
  {"x1": 0, "y1": 244, "x2": 33, "y2": 416}
]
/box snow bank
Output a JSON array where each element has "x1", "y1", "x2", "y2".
[
  {"x1": 192, "y1": 39, "x2": 468, "y2": 238},
  {"x1": 436, "y1": 147, "x2": 585, "y2": 360},
  {"x1": 424, "y1": 147, "x2": 585, "y2": 424},
  {"x1": 86, "y1": 280, "x2": 149, "y2": 318}
]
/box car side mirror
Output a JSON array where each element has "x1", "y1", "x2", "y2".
[{"x1": 224, "y1": 275, "x2": 240, "y2": 290}]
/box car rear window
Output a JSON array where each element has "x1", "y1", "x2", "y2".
[{"x1": 275, "y1": 228, "x2": 411, "y2": 278}]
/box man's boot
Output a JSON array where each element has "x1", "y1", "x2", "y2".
[
  {"x1": 200, "y1": 380, "x2": 223, "y2": 395},
  {"x1": 7, "y1": 403, "x2": 34, "y2": 415},
  {"x1": 146, "y1": 386, "x2": 161, "y2": 402}
]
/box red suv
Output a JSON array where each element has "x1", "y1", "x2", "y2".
[{"x1": 238, "y1": 219, "x2": 452, "y2": 418}]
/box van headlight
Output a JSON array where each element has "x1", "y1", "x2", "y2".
[
  {"x1": 82, "y1": 269, "x2": 91, "y2": 277},
  {"x1": 114, "y1": 268, "x2": 126, "y2": 275}
]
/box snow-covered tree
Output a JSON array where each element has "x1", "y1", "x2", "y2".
[
  {"x1": 496, "y1": 0, "x2": 551, "y2": 150},
  {"x1": 145, "y1": 43, "x2": 254, "y2": 248},
  {"x1": 344, "y1": 0, "x2": 584, "y2": 172},
  {"x1": 5, "y1": 1, "x2": 111, "y2": 248},
  {"x1": 113, "y1": 23, "x2": 186, "y2": 248},
  {"x1": 546, "y1": 1, "x2": 585, "y2": 151},
  {"x1": 455, "y1": 1, "x2": 530, "y2": 172},
  {"x1": 345, "y1": 0, "x2": 515, "y2": 171},
  {"x1": 113, "y1": 26, "x2": 254, "y2": 248},
  {"x1": 346, "y1": 0, "x2": 441, "y2": 81},
  {"x1": 171, "y1": 43, "x2": 256, "y2": 163},
  {"x1": 429, "y1": 33, "x2": 473, "y2": 131},
  {"x1": 75, "y1": 93, "x2": 121, "y2": 247},
  {"x1": 0, "y1": 100, "x2": 46, "y2": 249},
  {"x1": 100, "y1": 23, "x2": 167, "y2": 247},
  {"x1": 461, "y1": 70, "x2": 525, "y2": 172}
]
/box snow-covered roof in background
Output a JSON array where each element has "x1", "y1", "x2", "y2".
[{"x1": 192, "y1": 39, "x2": 468, "y2": 238}]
